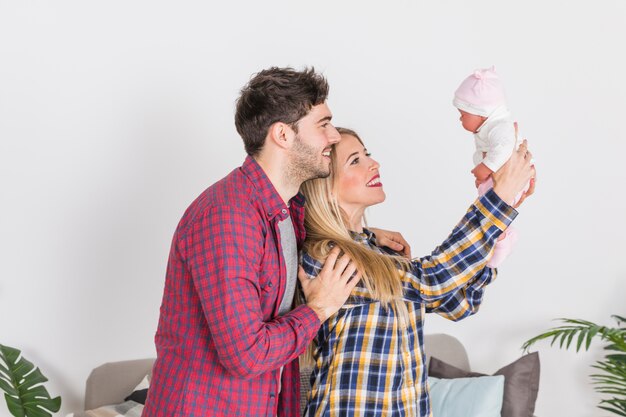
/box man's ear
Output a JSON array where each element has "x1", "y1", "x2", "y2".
[{"x1": 268, "y1": 122, "x2": 294, "y2": 150}]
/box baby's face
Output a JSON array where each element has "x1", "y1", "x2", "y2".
[{"x1": 458, "y1": 110, "x2": 486, "y2": 133}]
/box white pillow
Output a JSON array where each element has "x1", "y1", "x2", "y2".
[{"x1": 429, "y1": 375, "x2": 505, "y2": 417}]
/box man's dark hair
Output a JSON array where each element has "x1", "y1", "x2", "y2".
[{"x1": 235, "y1": 67, "x2": 329, "y2": 156}]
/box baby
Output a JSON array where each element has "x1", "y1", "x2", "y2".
[{"x1": 453, "y1": 66, "x2": 529, "y2": 267}]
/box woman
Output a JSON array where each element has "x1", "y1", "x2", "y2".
[{"x1": 298, "y1": 127, "x2": 534, "y2": 416}]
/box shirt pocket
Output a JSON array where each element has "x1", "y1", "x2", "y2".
[{"x1": 258, "y1": 267, "x2": 280, "y2": 318}]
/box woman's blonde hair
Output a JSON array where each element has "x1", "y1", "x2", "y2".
[{"x1": 297, "y1": 127, "x2": 411, "y2": 366}]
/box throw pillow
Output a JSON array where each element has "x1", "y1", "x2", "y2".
[
  {"x1": 124, "y1": 374, "x2": 150, "y2": 405},
  {"x1": 429, "y1": 375, "x2": 505, "y2": 417},
  {"x1": 428, "y1": 352, "x2": 540, "y2": 417}
]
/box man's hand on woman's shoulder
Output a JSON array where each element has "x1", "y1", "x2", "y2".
[{"x1": 369, "y1": 228, "x2": 412, "y2": 258}]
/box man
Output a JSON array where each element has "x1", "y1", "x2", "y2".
[{"x1": 142, "y1": 67, "x2": 408, "y2": 417}]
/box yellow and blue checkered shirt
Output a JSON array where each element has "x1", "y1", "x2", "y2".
[{"x1": 301, "y1": 189, "x2": 517, "y2": 417}]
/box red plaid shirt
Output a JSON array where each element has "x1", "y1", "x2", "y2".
[{"x1": 142, "y1": 156, "x2": 320, "y2": 417}]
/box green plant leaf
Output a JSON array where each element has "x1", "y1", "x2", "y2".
[
  {"x1": 5, "y1": 394, "x2": 25, "y2": 417},
  {"x1": 613, "y1": 315, "x2": 626, "y2": 326},
  {"x1": 577, "y1": 329, "x2": 588, "y2": 352},
  {"x1": 0, "y1": 344, "x2": 61, "y2": 417},
  {"x1": 0, "y1": 362, "x2": 11, "y2": 376},
  {"x1": 522, "y1": 316, "x2": 626, "y2": 416},
  {"x1": 564, "y1": 329, "x2": 576, "y2": 348},
  {"x1": 0, "y1": 379, "x2": 17, "y2": 397},
  {"x1": 599, "y1": 398, "x2": 626, "y2": 417},
  {"x1": 18, "y1": 369, "x2": 48, "y2": 392},
  {"x1": 606, "y1": 354, "x2": 626, "y2": 363},
  {"x1": 587, "y1": 327, "x2": 600, "y2": 350}
]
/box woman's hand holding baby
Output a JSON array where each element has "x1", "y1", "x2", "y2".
[
  {"x1": 492, "y1": 138, "x2": 535, "y2": 207},
  {"x1": 492, "y1": 121, "x2": 536, "y2": 207}
]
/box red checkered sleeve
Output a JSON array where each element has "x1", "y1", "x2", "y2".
[
  {"x1": 144, "y1": 157, "x2": 317, "y2": 416},
  {"x1": 180, "y1": 204, "x2": 319, "y2": 378}
]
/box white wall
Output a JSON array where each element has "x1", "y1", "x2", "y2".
[{"x1": 1, "y1": 1, "x2": 625, "y2": 416}]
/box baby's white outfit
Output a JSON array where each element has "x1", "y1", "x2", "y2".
[
  {"x1": 474, "y1": 106, "x2": 530, "y2": 268},
  {"x1": 473, "y1": 105, "x2": 519, "y2": 172}
]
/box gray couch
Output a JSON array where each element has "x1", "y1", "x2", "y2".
[{"x1": 83, "y1": 333, "x2": 469, "y2": 411}]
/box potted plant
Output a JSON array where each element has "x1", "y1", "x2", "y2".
[
  {"x1": 0, "y1": 344, "x2": 61, "y2": 417},
  {"x1": 522, "y1": 315, "x2": 626, "y2": 416}
]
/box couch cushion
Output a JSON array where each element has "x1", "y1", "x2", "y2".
[
  {"x1": 429, "y1": 375, "x2": 505, "y2": 417},
  {"x1": 124, "y1": 374, "x2": 150, "y2": 404},
  {"x1": 429, "y1": 352, "x2": 540, "y2": 417}
]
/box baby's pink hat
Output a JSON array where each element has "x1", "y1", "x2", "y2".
[{"x1": 453, "y1": 66, "x2": 506, "y2": 117}]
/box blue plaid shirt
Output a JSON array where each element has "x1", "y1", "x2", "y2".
[{"x1": 301, "y1": 189, "x2": 517, "y2": 417}]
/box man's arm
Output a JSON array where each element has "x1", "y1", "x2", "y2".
[
  {"x1": 298, "y1": 247, "x2": 361, "y2": 323},
  {"x1": 182, "y1": 205, "x2": 319, "y2": 379},
  {"x1": 182, "y1": 205, "x2": 360, "y2": 378},
  {"x1": 368, "y1": 228, "x2": 412, "y2": 258}
]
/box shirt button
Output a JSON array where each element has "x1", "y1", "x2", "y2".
[
  {"x1": 281, "y1": 208, "x2": 287, "y2": 214},
  {"x1": 268, "y1": 282, "x2": 273, "y2": 287}
]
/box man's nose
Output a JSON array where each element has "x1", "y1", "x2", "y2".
[{"x1": 329, "y1": 126, "x2": 341, "y2": 144}]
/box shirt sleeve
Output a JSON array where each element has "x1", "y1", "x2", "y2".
[
  {"x1": 402, "y1": 189, "x2": 516, "y2": 303},
  {"x1": 424, "y1": 266, "x2": 496, "y2": 321},
  {"x1": 482, "y1": 122, "x2": 517, "y2": 172},
  {"x1": 179, "y1": 204, "x2": 319, "y2": 379},
  {"x1": 300, "y1": 251, "x2": 324, "y2": 278}
]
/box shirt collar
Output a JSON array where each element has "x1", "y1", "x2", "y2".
[
  {"x1": 476, "y1": 105, "x2": 511, "y2": 134},
  {"x1": 240, "y1": 155, "x2": 305, "y2": 220},
  {"x1": 349, "y1": 228, "x2": 376, "y2": 245}
]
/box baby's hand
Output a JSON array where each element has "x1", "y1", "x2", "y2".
[{"x1": 471, "y1": 163, "x2": 493, "y2": 187}]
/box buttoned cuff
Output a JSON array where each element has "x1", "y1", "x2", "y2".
[
  {"x1": 474, "y1": 188, "x2": 518, "y2": 231},
  {"x1": 291, "y1": 304, "x2": 323, "y2": 337}
]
